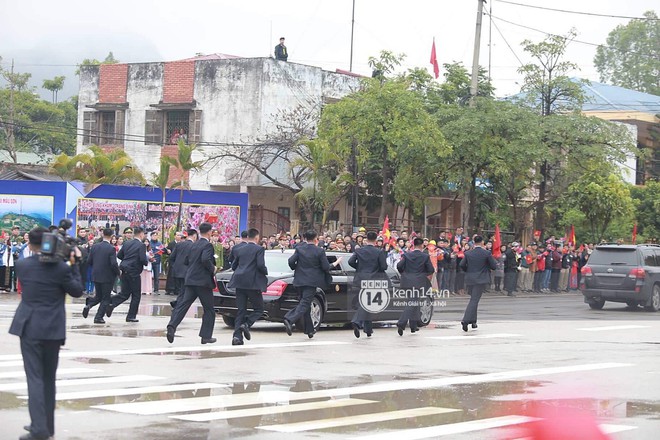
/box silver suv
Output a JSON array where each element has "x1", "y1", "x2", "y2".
[{"x1": 581, "y1": 244, "x2": 660, "y2": 312}]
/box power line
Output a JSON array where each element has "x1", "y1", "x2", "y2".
[
  {"x1": 487, "y1": 12, "x2": 525, "y2": 68},
  {"x1": 496, "y1": 0, "x2": 659, "y2": 21}
]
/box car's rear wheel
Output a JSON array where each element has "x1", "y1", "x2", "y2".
[
  {"x1": 295, "y1": 296, "x2": 325, "y2": 333},
  {"x1": 418, "y1": 296, "x2": 434, "y2": 327},
  {"x1": 588, "y1": 298, "x2": 605, "y2": 310},
  {"x1": 644, "y1": 285, "x2": 660, "y2": 312},
  {"x1": 221, "y1": 315, "x2": 236, "y2": 328}
]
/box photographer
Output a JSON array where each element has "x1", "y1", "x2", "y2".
[{"x1": 8, "y1": 227, "x2": 83, "y2": 440}]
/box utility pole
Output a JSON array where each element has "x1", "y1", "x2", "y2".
[
  {"x1": 351, "y1": 141, "x2": 358, "y2": 232},
  {"x1": 349, "y1": 0, "x2": 356, "y2": 71},
  {"x1": 469, "y1": 0, "x2": 485, "y2": 106},
  {"x1": 487, "y1": 1, "x2": 492, "y2": 83}
]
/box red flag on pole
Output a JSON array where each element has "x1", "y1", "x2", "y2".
[
  {"x1": 430, "y1": 38, "x2": 440, "y2": 79},
  {"x1": 492, "y1": 224, "x2": 502, "y2": 258},
  {"x1": 382, "y1": 216, "x2": 391, "y2": 241},
  {"x1": 632, "y1": 223, "x2": 637, "y2": 244},
  {"x1": 569, "y1": 225, "x2": 576, "y2": 248}
]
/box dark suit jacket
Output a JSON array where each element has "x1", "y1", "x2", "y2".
[
  {"x1": 117, "y1": 238, "x2": 147, "y2": 276},
  {"x1": 288, "y1": 242, "x2": 330, "y2": 288},
  {"x1": 184, "y1": 237, "x2": 216, "y2": 288},
  {"x1": 227, "y1": 241, "x2": 246, "y2": 266},
  {"x1": 9, "y1": 256, "x2": 84, "y2": 341},
  {"x1": 460, "y1": 246, "x2": 498, "y2": 285},
  {"x1": 87, "y1": 240, "x2": 119, "y2": 283},
  {"x1": 348, "y1": 245, "x2": 388, "y2": 286},
  {"x1": 169, "y1": 239, "x2": 194, "y2": 279},
  {"x1": 397, "y1": 249, "x2": 434, "y2": 289},
  {"x1": 228, "y1": 242, "x2": 268, "y2": 291}
]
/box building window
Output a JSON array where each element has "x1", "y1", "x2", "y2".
[
  {"x1": 277, "y1": 207, "x2": 291, "y2": 219},
  {"x1": 82, "y1": 110, "x2": 125, "y2": 146},
  {"x1": 99, "y1": 111, "x2": 115, "y2": 144},
  {"x1": 166, "y1": 111, "x2": 190, "y2": 144}
]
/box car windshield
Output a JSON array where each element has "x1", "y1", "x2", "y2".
[
  {"x1": 589, "y1": 249, "x2": 638, "y2": 266},
  {"x1": 265, "y1": 253, "x2": 293, "y2": 272}
]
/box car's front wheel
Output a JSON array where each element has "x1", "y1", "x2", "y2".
[
  {"x1": 588, "y1": 298, "x2": 605, "y2": 310},
  {"x1": 644, "y1": 284, "x2": 660, "y2": 312}
]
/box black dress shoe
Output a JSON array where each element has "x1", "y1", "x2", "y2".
[
  {"x1": 20, "y1": 433, "x2": 49, "y2": 440},
  {"x1": 240, "y1": 323, "x2": 251, "y2": 341},
  {"x1": 307, "y1": 332, "x2": 315, "y2": 339},
  {"x1": 23, "y1": 425, "x2": 31, "y2": 432},
  {"x1": 82, "y1": 306, "x2": 89, "y2": 319},
  {"x1": 166, "y1": 325, "x2": 175, "y2": 343},
  {"x1": 126, "y1": 318, "x2": 139, "y2": 323},
  {"x1": 105, "y1": 304, "x2": 114, "y2": 318},
  {"x1": 366, "y1": 332, "x2": 373, "y2": 337},
  {"x1": 351, "y1": 323, "x2": 361, "y2": 339},
  {"x1": 283, "y1": 319, "x2": 293, "y2": 336},
  {"x1": 170, "y1": 301, "x2": 177, "y2": 308},
  {"x1": 201, "y1": 337, "x2": 217, "y2": 344},
  {"x1": 410, "y1": 327, "x2": 419, "y2": 333},
  {"x1": 461, "y1": 321, "x2": 468, "y2": 332},
  {"x1": 232, "y1": 337, "x2": 244, "y2": 346},
  {"x1": 471, "y1": 323, "x2": 478, "y2": 329},
  {"x1": 397, "y1": 325, "x2": 404, "y2": 336},
  {"x1": 93, "y1": 319, "x2": 106, "y2": 324}
]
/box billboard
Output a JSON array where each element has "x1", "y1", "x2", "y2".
[
  {"x1": 0, "y1": 194, "x2": 54, "y2": 233},
  {"x1": 76, "y1": 197, "x2": 240, "y2": 242}
]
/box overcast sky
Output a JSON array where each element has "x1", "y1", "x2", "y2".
[{"x1": 1, "y1": 0, "x2": 656, "y2": 100}]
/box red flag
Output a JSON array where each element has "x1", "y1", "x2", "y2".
[
  {"x1": 430, "y1": 38, "x2": 439, "y2": 79},
  {"x1": 492, "y1": 224, "x2": 502, "y2": 258},
  {"x1": 632, "y1": 223, "x2": 637, "y2": 244},
  {"x1": 381, "y1": 216, "x2": 391, "y2": 241},
  {"x1": 569, "y1": 225, "x2": 576, "y2": 248}
]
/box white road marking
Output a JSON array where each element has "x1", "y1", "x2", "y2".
[
  {"x1": 93, "y1": 363, "x2": 631, "y2": 415},
  {"x1": 349, "y1": 415, "x2": 538, "y2": 440},
  {"x1": 598, "y1": 423, "x2": 638, "y2": 434},
  {"x1": 0, "y1": 375, "x2": 162, "y2": 392},
  {"x1": 427, "y1": 333, "x2": 522, "y2": 340},
  {"x1": 0, "y1": 341, "x2": 349, "y2": 362},
  {"x1": 27, "y1": 382, "x2": 229, "y2": 401},
  {"x1": 577, "y1": 325, "x2": 650, "y2": 331},
  {"x1": 0, "y1": 361, "x2": 25, "y2": 368},
  {"x1": 258, "y1": 407, "x2": 459, "y2": 433},
  {"x1": 0, "y1": 367, "x2": 100, "y2": 379},
  {"x1": 170, "y1": 398, "x2": 378, "y2": 422}
]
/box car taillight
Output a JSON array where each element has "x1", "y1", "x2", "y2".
[
  {"x1": 628, "y1": 268, "x2": 645, "y2": 280},
  {"x1": 263, "y1": 280, "x2": 288, "y2": 297},
  {"x1": 581, "y1": 266, "x2": 593, "y2": 277}
]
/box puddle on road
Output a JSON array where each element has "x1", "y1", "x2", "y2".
[
  {"x1": 70, "y1": 329, "x2": 166, "y2": 338},
  {"x1": 57, "y1": 387, "x2": 215, "y2": 410},
  {"x1": 142, "y1": 351, "x2": 250, "y2": 360},
  {"x1": 71, "y1": 357, "x2": 123, "y2": 365},
  {"x1": 0, "y1": 392, "x2": 22, "y2": 409}
]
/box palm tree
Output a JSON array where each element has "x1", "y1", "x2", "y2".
[
  {"x1": 51, "y1": 146, "x2": 145, "y2": 185},
  {"x1": 170, "y1": 139, "x2": 204, "y2": 230},
  {"x1": 148, "y1": 156, "x2": 179, "y2": 239}
]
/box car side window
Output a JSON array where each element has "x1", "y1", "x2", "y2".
[
  {"x1": 642, "y1": 250, "x2": 657, "y2": 267},
  {"x1": 327, "y1": 255, "x2": 342, "y2": 272}
]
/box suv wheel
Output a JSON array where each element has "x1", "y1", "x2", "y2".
[
  {"x1": 588, "y1": 298, "x2": 605, "y2": 310},
  {"x1": 221, "y1": 315, "x2": 236, "y2": 327},
  {"x1": 295, "y1": 296, "x2": 325, "y2": 333},
  {"x1": 418, "y1": 296, "x2": 434, "y2": 327},
  {"x1": 644, "y1": 284, "x2": 660, "y2": 312}
]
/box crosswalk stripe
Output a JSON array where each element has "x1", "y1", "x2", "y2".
[
  {"x1": 27, "y1": 382, "x2": 229, "y2": 401},
  {"x1": 258, "y1": 407, "x2": 459, "y2": 433},
  {"x1": 93, "y1": 363, "x2": 630, "y2": 416},
  {"x1": 170, "y1": 398, "x2": 378, "y2": 422},
  {"x1": 577, "y1": 325, "x2": 650, "y2": 331},
  {"x1": 426, "y1": 333, "x2": 521, "y2": 340},
  {"x1": 0, "y1": 367, "x2": 100, "y2": 379},
  {"x1": 0, "y1": 375, "x2": 162, "y2": 392},
  {"x1": 348, "y1": 415, "x2": 539, "y2": 439},
  {"x1": 0, "y1": 341, "x2": 349, "y2": 362},
  {"x1": 0, "y1": 361, "x2": 24, "y2": 368}
]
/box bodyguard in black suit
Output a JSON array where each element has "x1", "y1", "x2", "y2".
[
  {"x1": 83, "y1": 228, "x2": 119, "y2": 323},
  {"x1": 228, "y1": 228, "x2": 268, "y2": 345},
  {"x1": 349, "y1": 231, "x2": 386, "y2": 338},
  {"x1": 168, "y1": 229, "x2": 197, "y2": 309},
  {"x1": 283, "y1": 230, "x2": 330, "y2": 338},
  {"x1": 106, "y1": 227, "x2": 147, "y2": 322},
  {"x1": 9, "y1": 227, "x2": 84, "y2": 440},
  {"x1": 459, "y1": 235, "x2": 497, "y2": 331},
  {"x1": 166, "y1": 222, "x2": 217, "y2": 344},
  {"x1": 396, "y1": 237, "x2": 434, "y2": 335}
]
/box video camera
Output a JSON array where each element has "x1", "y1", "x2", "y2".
[{"x1": 39, "y1": 219, "x2": 79, "y2": 264}]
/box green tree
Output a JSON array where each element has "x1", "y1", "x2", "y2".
[
  {"x1": 594, "y1": 11, "x2": 660, "y2": 95},
  {"x1": 566, "y1": 173, "x2": 634, "y2": 242},
  {"x1": 76, "y1": 51, "x2": 120, "y2": 75},
  {"x1": 51, "y1": 145, "x2": 145, "y2": 185},
  {"x1": 631, "y1": 180, "x2": 660, "y2": 241},
  {"x1": 42, "y1": 76, "x2": 65, "y2": 103},
  {"x1": 168, "y1": 139, "x2": 204, "y2": 231}
]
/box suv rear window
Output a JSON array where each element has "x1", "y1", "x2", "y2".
[{"x1": 588, "y1": 248, "x2": 639, "y2": 266}]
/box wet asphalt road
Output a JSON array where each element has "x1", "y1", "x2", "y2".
[{"x1": 0, "y1": 292, "x2": 658, "y2": 440}]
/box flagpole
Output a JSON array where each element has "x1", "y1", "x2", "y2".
[
  {"x1": 349, "y1": 0, "x2": 356, "y2": 71},
  {"x1": 469, "y1": 0, "x2": 485, "y2": 106}
]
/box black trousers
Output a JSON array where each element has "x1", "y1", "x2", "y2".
[
  {"x1": 397, "y1": 290, "x2": 420, "y2": 330},
  {"x1": 168, "y1": 285, "x2": 215, "y2": 339},
  {"x1": 233, "y1": 288, "x2": 264, "y2": 340},
  {"x1": 111, "y1": 272, "x2": 141, "y2": 320},
  {"x1": 171, "y1": 277, "x2": 186, "y2": 307},
  {"x1": 284, "y1": 286, "x2": 316, "y2": 334},
  {"x1": 533, "y1": 271, "x2": 542, "y2": 292},
  {"x1": 351, "y1": 306, "x2": 373, "y2": 334},
  {"x1": 88, "y1": 281, "x2": 113, "y2": 321},
  {"x1": 462, "y1": 283, "x2": 486, "y2": 324},
  {"x1": 550, "y1": 269, "x2": 561, "y2": 291},
  {"x1": 20, "y1": 338, "x2": 61, "y2": 438},
  {"x1": 504, "y1": 271, "x2": 517, "y2": 294}
]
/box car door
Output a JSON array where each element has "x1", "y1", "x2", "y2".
[{"x1": 324, "y1": 255, "x2": 352, "y2": 319}]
